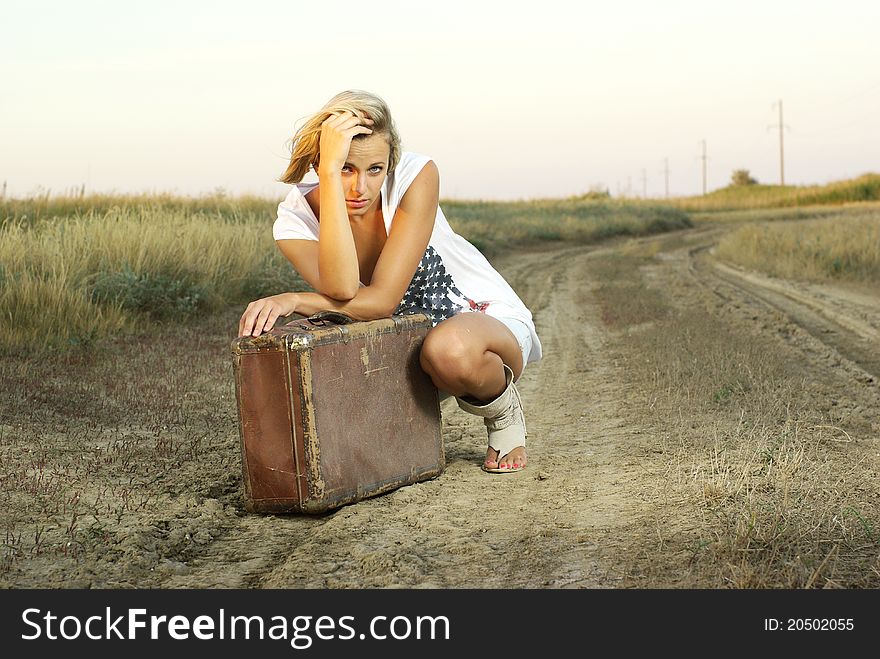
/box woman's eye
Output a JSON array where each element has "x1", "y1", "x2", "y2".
[{"x1": 340, "y1": 165, "x2": 382, "y2": 174}]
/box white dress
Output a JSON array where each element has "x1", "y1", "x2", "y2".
[{"x1": 272, "y1": 151, "x2": 542, "y2": 365}]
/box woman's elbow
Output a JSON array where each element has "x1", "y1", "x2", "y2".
[
  {"x1": 316, "y1": 269, "x2": 360, "y2": 301},
  {"x1": 375, "y1": 297, "x2": 401, "y2": 319},
  {"x1": 359, "y1": 292, "x2": 399, "y2": 319},
  {"x1": 320, "y1": 285, "x2": 359, "y2": 302}
]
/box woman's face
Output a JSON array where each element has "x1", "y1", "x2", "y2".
[{"x1": 335, "y1": 132, "x2": 391, "y2": 219}]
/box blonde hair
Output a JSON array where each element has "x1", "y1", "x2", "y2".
[{"x1": 279, "y1": 90, "x2": 401, "y2": 184}]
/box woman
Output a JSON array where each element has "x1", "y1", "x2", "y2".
[{"x1": 238, "y1": 90, "x2": 542, "y2": 473}]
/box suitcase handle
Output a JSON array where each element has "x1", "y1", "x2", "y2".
[{"x1": 305, "y1": 310, "x2": 356, "y2": 326}]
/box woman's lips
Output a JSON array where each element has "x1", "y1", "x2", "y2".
[{"x1": 346, "y1": 199, "x2": 369, "y2": 208}]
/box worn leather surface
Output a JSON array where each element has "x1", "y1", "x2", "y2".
[{"x1": 231, "y1": 314, "x2": 444, "y2": 513}]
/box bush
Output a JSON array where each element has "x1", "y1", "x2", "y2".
[
  {"x1": 577, "y1": 185, "x2": 611, "y2": 200},
  {"x1": 731, "y1": 169, "x2": 758, "y2": 186},
  {"x1": 86, "y1": 263, "x2": 209, "y2": 320}
]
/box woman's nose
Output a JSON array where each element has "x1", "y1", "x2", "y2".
[{"x1": 353, "y1": 174, "x2": 367, "y2": 196}]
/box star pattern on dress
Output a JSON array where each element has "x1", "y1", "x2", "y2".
[{"x1": 393, "y1": 246, "x2": 489, "y2": 325}]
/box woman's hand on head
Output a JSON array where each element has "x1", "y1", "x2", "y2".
[
  {"x1": 318, "y1": 111, "x2": 373, "y2": 175},
  {"x1": 238, "y1": 292, "x2": 299, "y2": 337}
]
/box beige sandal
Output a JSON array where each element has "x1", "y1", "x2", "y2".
[{"x1": 456, "y1": 364, "x2": 527, "y2": 473}]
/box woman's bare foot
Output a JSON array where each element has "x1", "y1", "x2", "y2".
[{"x1": 484, "y1": 446, "x2": 527, "y2": 472}]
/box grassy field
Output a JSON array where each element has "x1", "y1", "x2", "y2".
[
  {"x1": 0, "y1": 190, "x2": 274, "y2": 228},
  {"x1": 0, "y1": 192, "x2": 691, "y2": 355},
  {"x1": 715, "y1": 211, "x2": 880, "y2": 284},
  {"x1": 657, "y1": 173, "x2": 880, "y2": 286},
  {"x1": 0, "y1": 201, "x2": 300, "y2": 355},
  {"x1": 441, "y1": 197, "x2": 690, "y2": 255},
  {"x1": 668, "y1": 173, "x2": 880, "y2": 211}
]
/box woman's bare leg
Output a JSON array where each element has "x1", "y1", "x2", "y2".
[{"x1": 419, "y1": 312, "x2": 526, "y2": 470}]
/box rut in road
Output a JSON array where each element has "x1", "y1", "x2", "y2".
[{"x1": 689, "y1": 245, "x2": 880, "y2": 384}]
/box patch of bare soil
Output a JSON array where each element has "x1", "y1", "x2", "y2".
[{"x1": 2, "y1": 225, "x2": 878, "y2": 588}]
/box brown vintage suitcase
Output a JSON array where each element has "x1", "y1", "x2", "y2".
[{"x1": 231, "y1": 311, "x2": 444, "y2": 514}]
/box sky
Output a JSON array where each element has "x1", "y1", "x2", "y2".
[{"x1": 2, "y1": 0, "x2": 879, "y2": 200}]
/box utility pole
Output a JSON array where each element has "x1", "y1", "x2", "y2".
[
  {"x1": 641, "y1": 169, "x2": 647, "y2": 199},
  {"x1": 770, "y1": 99, "x2": 787, "y2": 186},
  {"x1": 700, "y1": 140, "x2": 707, "y2": 195},
  {"x1": 663, "y1": 158, "x2": 670, "y2": 198}
]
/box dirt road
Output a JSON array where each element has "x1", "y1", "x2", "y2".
[
  {"x1": 2, "y1": 224, "x2": 878, "y2": 587},
  {"x1": 146, "y1": 241, "x2": 645, "y2": 589}
]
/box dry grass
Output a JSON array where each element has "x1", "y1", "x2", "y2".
[
  {"x1": 714, "y1": 211, "x2": 880, "y2": 284},
  {"x1": 588, "y1": 256, "x2": 669, "y2": 330},
  {"x1": 688, "y1": 202, "x2": 880, "y2": 225},
  {"x1": 1, "y1": 189, "x2": 275, "y2": 228},
  {"x1": 442, "y1": 198, "x2": 692, "y2": 257},
  {"x1": 667, "y1": 173, "x2": 880, "y2": 211},
  {"x1": 588, "y1": 252, "x2": 880, "y2": 588},
  {"x1": 637, "y1": 310, "x2": 877, "y2": 587},
  {"x1": 0, "y1": 308, "x2": 244, "y2": 585},
  {"x1": 0, "y1": 192, "x2": 691, "y2": 355},
  {"x1": 0, "y1": 203, "x2": 303, "y2": 354}
]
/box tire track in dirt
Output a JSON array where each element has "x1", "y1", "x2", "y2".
[{"x1": 687, "y1": 244, "x2": 880, "y2": 385}]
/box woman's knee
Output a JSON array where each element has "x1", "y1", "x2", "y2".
[{"x1": 420, "y1": 323, "x2": 480, "y2": 382}]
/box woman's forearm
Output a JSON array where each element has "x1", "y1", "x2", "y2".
[
  {"x1": 317, "y1": 170, "x2": 360, "y2": 298},
  {"x1": 293, "y1": 286, "x2": 398, "y2": 321},
  {"x1": 238, "y1": 286, "x2": 397, "y2": 338}
]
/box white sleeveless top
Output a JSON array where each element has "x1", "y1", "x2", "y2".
[{"x1": 272, "y1": 151, "x2": 542, "y2": 364}]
